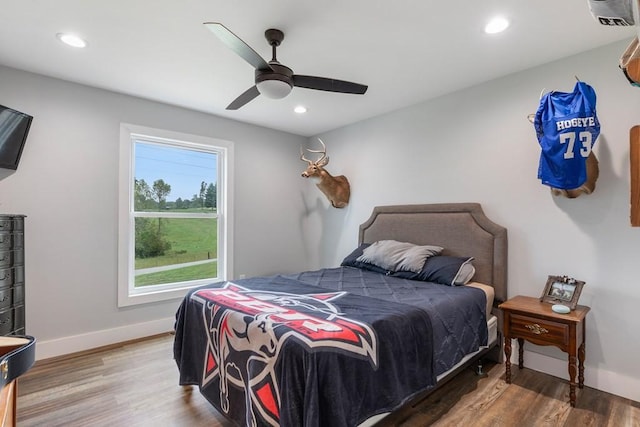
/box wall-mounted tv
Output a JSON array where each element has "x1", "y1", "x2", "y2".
[{"x1": 0, "y1": 105, "x2": 33, "y2": 170}]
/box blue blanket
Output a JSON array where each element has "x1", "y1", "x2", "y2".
[
  {"x1": 287, "y1": 267, "x2": 489, "y2": 376},
  {"x1": 174, "y1": 269, "x2": 487, "y2": 427}
]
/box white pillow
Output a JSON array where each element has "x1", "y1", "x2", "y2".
[
  {"x1": 356, "y1": 240, "x2": 443, "y2": 273},
  {"x1": 454, "y1": 263, "x2": 476, "y2": 285}
]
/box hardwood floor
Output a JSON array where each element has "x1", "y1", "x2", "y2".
[
  {"x1": 16, "y1": 333, "x2": 640, "y2": 426},
  {"x1": 17, "y1": 333, "x2": 232, "y2": 427}
]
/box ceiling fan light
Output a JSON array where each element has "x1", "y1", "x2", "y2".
[{"x1": 256, "y1": 79, "x2": 292, "y2": 99}]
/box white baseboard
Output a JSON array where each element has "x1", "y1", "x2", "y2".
[
  {"x1": 35, "y1": 317, "x2": 175, "y2": 361},
  {"x1": 517, "y1": 349, "x2": 640, "y2": 403}
]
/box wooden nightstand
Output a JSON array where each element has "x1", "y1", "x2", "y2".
[{"x1": 499, "y1": 295, "x2": 590, "y2": 407}]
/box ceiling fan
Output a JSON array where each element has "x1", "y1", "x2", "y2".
[{"x1": 204, "y1": 22, "x2": 368, "y2": 110}]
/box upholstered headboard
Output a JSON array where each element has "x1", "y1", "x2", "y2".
[{"x1": 358, "y1": 203, "x2": 508, "y2": 303}]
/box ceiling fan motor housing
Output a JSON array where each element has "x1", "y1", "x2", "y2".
[
  {"x1": 255, "y1": 27, "x2": 294, "y2": 97},
  {"x1": 256, "y1": 62, "x2": 293, "y2": 86},
  {"x1": 255, "y1": 62, "x2": 294, "y2": 98}
]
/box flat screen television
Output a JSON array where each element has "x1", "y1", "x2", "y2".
[{"x1": 0, "y1": 105, "x2": 33, "y2": 170}]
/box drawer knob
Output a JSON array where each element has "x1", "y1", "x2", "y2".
[{"x1": 525, "y1": 323, "x2": 549, "y2": 335}]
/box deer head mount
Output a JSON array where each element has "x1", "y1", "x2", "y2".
[
  {"x1": 550, "y1": 151, "x2": 599, "y2": 198},
  {"x1": 528, "y1": 114, "x2": 599, "y2": 198},
  {"x1": 300, "y1": 139, "x2": 350, "y2": 208}
]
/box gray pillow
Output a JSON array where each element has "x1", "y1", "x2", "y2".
[
  {"x1": 340, "y1": 243, "x2": 390, "y2": 274},
  {"x1": 356, "y1": 240, "x2": 443, "y2": 273}
]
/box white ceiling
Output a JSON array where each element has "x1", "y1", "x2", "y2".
[{"x1": 0, "y1": 1, "x2": 635, "y2": 137}]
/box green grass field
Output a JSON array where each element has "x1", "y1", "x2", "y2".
[
  {"x1": 134, "y1": 217, "x2": 218, "y2": 286},
  {"x1": 135, "y1": 260, "x2": 217, "y2": 287}
]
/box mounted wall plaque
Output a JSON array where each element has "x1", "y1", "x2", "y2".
[{"x1": 631, "y1": 125, "x2": 640, "y2": 227}]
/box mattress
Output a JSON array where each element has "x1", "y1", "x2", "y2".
[{"x1": 466, "y1": 281, "x2": 495, "y2": 320}]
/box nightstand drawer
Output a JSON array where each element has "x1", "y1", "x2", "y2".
[{"x1": 510, "y1": 313, "x2": 569, "y2": 346}]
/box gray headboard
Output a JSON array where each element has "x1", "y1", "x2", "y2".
[{"x1": 359, "y1": 203, "x2": 508, "y2": 303}]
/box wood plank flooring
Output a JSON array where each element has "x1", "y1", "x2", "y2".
[{"x1": 16, "y1": 333, "x2": 640, "y2": 426}]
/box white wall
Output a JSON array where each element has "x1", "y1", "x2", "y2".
[
  {"x1": 0, "y1": 65, "x2": 309, "y2": 359},
  {"x1": 310, "y1": 40, "x2": 640, "y2": 402},
  {"x1": 2, "y1": 37, "x2": 639, "y2": 403}
]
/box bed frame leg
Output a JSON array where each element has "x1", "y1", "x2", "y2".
[{"x1": 181, "y1": 385, "x2": 194, "y2": 402}]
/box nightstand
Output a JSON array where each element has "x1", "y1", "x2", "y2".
[{"x1": 499, "y1": 295, "x2": 590, "y2": 407}]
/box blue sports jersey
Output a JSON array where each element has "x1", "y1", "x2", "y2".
[{"x1": 534, "y1": 82, "x2": 600, "y2": 190}]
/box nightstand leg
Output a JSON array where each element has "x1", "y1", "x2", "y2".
[
  {"x1": 504, "y1": 336, "x2": 512, "y2": 383},
  {"x1": 578, "y1": 342, "x2": 585, "y2": 389},
  {"x1": 517, "y1": 338, "x2": 524, "y2": 369},
  {"x1": 568, "y1": 354, "x2": 578, "y2": 407}
]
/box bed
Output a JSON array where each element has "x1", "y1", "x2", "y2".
[{"x1": 174, "y1": 203, "x2": 508, "y2": 427}]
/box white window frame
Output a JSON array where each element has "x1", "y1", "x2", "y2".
[{"x1": 118, "y1": 123, "x2": 234, "y2": 307}]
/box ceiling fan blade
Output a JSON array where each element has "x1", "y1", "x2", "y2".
[
  {"x1": 204, "y1": 22, "x2": 272, "y2": 71},
  {"x1": 226, "y1": 85, "x2": 260, "y2": 110},
  {"x1": 292, "y1": 75, "x2": 368, "y2": 94}
]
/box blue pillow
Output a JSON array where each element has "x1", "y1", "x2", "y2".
[
  {"x1": 341, "y1": 243, "x2": 390, "y2": 274},
  {"x1": 392, "y1": 255, "x2": 475, "y2": 286}
]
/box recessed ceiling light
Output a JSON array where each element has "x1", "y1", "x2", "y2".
[
  {"x1": 484, "y1": 17, "x2": 510, "y2": 34},
  {"x1": 56, "y1": 33, "x2": 87, "y2": 48},
  {"x1": 294, "y1": 106, "x2": 307, "y2": 114}
]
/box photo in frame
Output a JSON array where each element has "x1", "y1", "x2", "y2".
[{"x1": 540, "y1": 275, "x2": 585, "y2": 310}]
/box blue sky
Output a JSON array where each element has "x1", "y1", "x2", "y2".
[{"x1": 134, "y1": 141, "x2": 217, "y2": 201}]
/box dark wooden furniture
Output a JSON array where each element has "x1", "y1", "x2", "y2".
[
  {"x1": 0, "y1": 216, "x2": 33, "y2": 426},
  {"x1": 631, "y1": 125, "x2": 640, "y2": 226},
  {"x1": 0, "y1": 336, "x2": 35, "y2": 427},
  {"x1": 0, "y1": 216, "x2": 25, "y2": 336},
  {"x1": 499, "y1": 295, "x2": 590, "y2": 407}
]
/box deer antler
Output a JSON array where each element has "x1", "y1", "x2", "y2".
[
  {"x1": 302, "y1": 138, "x2": 327, "y2": 164},
  {"x1": 300, "y1": 146, "x2": 314, "y2": 164}
]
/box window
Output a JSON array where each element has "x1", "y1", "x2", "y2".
[{"x1": 118, "y1": 124, "x2": 233, "y2": 307}]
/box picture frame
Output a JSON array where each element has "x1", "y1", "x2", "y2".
[{"x1": 540, "y1": 275, "x2": 585, "y2": 310}]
